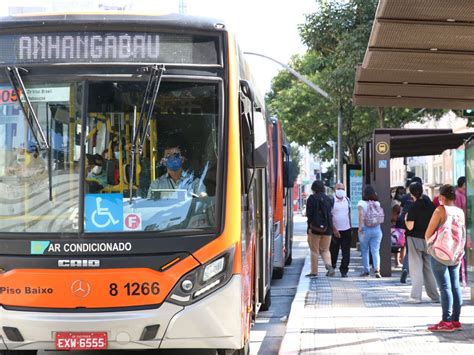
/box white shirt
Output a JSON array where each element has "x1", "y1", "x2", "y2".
[
  {"x1": 332, "y1": 197, "x2": 351, "y2": 231},
  {"x1": 146, "y1": 170, "x2": 205, "y2": 199}
]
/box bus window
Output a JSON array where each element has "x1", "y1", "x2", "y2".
[
  {"x1": 84, "y1": 81, "x2": 220, "y2": 234},
  {"x1": 0, "y1": 82, "x2": 83, "y2": 233}
]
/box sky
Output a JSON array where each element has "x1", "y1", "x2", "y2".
[{"x1": 0, "y1": 0, "x2": 317, "y2": 93}]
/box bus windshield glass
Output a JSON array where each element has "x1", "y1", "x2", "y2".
[
  {"x1": 84, "y1": 80, "x2": 220, "y2": 234},
  {"x1": 0, "y1": 77, "x2": 220, "y2": 235}
]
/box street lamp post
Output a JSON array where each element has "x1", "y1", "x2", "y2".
[
  {"x1": 243, "y1": 52, "x2": 330, "y2": 99},
  {"x1": 244, "y1": 52, "x2": 343, "y2": 184},
  {"x1": 328, "y1": 140, "x2": 336, "y2": 184}
]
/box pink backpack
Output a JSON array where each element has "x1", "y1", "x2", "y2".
[
  {"x1": 427, "y1": 206, "x2": 466, "y2": 266},
  {"x1": 364, "y1": 201, "x2": 384, "y2": 227}
]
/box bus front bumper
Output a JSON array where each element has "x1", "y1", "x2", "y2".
[{"x1": 0, "y1": 275, "x2": 242, "y2": 351}]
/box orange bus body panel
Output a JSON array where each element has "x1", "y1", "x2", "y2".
[
  {"x1": 0, "y1": 257, "x2": 199, "y2": 308},
  {"x1": 192, "y1": 32, "x2": 242, "y2": 272}
]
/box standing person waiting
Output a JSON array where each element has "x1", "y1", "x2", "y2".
[
  {"x1": 404, "y1": 182, "x2": 440, "y2": 304},
  {"x1": 330, "y1": 183, "x2": 352, "y2": 278},
  {"x1": 399, "y1": 176, "x2": 426, "y2": 283},
  {"x1": 425, "y1": 184, "x2": 466, "y2": 332},
  {"x1": 357, "y1": 185, "x2": 383, "y2": 278},
  {"x1": 306, "y1": 180, "x2": 335, "y2": 278}
]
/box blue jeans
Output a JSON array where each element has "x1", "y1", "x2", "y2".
[
  {"x1": 430, "y1": 258, "x2": 462, "y2": 322},
  {"x1": 359, "y1": 226, "x2": 383, "y2": 272}
]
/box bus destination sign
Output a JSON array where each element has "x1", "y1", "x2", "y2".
[
  {"x1": 19, "y1": 34, "x2": 160, "y2": 61},
  {"x1": 0, "y1": 32, "x2": 218, "y2": 65}
]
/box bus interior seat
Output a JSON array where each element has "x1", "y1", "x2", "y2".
[
  {"x1": 85, "y1": 180, "x2": 103, "y2": 194},
  {"x1": 105, "y1": 159, "x2": 116, "y2": 185}
]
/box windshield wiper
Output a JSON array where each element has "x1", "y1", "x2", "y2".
[
  {"x1": 129, "y1": 64, "x2": 166, "y2": 203},
  {"x1": 5, "y1": 67, "x2": 49, "y2": 150}
]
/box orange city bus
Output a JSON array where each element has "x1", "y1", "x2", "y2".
[
  {"x1": 0, "y1": 13, "x2": 273, "y2": 354},
  {"x1": 269, "y1": 117, "x2": 294, "y2": 279}
]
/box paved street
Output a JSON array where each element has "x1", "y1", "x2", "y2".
[{"x1": 250, "y1": 214, "x2": 307, "y2": 354}]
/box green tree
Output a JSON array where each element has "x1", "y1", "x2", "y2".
[{"x1": 266, "y1": 0, "x2": 441, "y2": 164}]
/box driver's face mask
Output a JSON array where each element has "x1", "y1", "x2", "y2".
[{"x1": 163, "y1": 151, "x2": 183, "y2": 172}]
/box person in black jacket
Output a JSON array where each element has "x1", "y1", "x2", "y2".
[{"x1": 306, "y1": 180, "x2": 335, "y2": 278}]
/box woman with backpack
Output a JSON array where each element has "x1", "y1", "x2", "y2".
[
  {"x1": 357, "y1": 185, "x2": 384, "y2": 278},
  {"x1": 425, "y1": 184, "x2": 466, "y2": 332},
  {"x1": 305, "y1": 180, "x2": 335, "y2": 278}
]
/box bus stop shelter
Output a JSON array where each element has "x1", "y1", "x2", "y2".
[
  {"x1": 353, "y1": 0, "x2": 474, "y2": 278},
  {"x1": 363, "y1": 129, "x2": 472, "y2": 277}
]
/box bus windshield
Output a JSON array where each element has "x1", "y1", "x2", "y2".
[{"x1": 0, "y1": 77, "x2": 220, "y2": 235}]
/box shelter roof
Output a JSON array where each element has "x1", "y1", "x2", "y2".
[
  {"x1": 373, "y1": 129, "x2": 473, "y2": 158},
  {"x1": 353, "y1": 0, "x2": 474, "y2": 110}
]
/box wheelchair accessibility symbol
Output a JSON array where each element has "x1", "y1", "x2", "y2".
[{"x1": 85, "y1": 194, "x2": 123, "y2": 232}]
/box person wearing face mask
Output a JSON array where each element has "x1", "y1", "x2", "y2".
[
  {"x1": 86, "y1": 154, "x2": 108, "y2": 189},
  {"x1": 329, "y1": 183, "x2": 352, "y2": 277},
  {"x1": 147, "y1": 144, "x2": 205, "y2": 199}
]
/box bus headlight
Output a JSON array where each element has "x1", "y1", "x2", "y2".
[
  {"x1": 203, "y1": 256, "x2": 225, "y2": 282},
  {"x1": 167, "y1": 246, "x2": 235, "y2": 306}
]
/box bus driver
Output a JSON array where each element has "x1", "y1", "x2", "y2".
[{"x1": 147, "y1": 143, "x2": 206, "y2": 199}]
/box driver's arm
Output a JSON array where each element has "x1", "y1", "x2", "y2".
[{"x1": 192, "y1": 176, "x2": 206, "y2": 196}]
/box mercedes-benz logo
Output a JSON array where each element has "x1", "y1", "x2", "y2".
[{"x1": 71, "y1": 280, "x2": 91, "y2": 298}]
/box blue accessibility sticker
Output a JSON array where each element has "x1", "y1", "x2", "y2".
[
  {"x1": 85, "y1": 194, "x2": 124, "y2": 232},
  {"x1": 31, "y1": 241, "x2": 51, "y2": 255}
]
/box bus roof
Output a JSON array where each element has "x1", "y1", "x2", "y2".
[{"x1": 0, "y1": 12, "x2": 227, "y2": 32}]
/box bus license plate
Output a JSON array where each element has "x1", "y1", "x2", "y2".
[{"x1": 55, "y1": 332, "x2": 107, "y2": 350}]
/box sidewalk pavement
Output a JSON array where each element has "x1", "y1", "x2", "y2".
[{"x1": 279, "y1": 248, "x2": 474, "y2": 354}]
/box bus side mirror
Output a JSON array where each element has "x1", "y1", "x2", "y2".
[
  {"x1": 283, "y1": 161, "x2": 295, "y2": 188},
  {"x1": 243, "y1": 113, "x2": 268, "y2": 169},
  {"x1": 250, "y1": 111, "x2": 268, "y2": 168},
  {"x1": 240, "y1": 80, "x2": 255, "y2": 102}
]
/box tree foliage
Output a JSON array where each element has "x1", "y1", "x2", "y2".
[
  {"x1": 290, "y1": 144, "x2": 301, "y2": 180},
  {"x1": 266, "y1": 0, "x2": 443, "y2": 164}
]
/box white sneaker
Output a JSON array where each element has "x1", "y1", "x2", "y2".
[{"x1": 405, "y1": 297, "x2": 421, "y2": 304}]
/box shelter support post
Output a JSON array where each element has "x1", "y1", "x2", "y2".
[{"x1": 373, "y1": 133, "x2": 392, "y2": 277}]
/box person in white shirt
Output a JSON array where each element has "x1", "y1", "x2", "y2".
[{"x1": 330, "y1": 183, "x2": 352, "y2": 277}]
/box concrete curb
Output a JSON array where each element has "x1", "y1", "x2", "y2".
[{"x1": 278, "y1": 250, "x2": 310, "y2": 355}]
